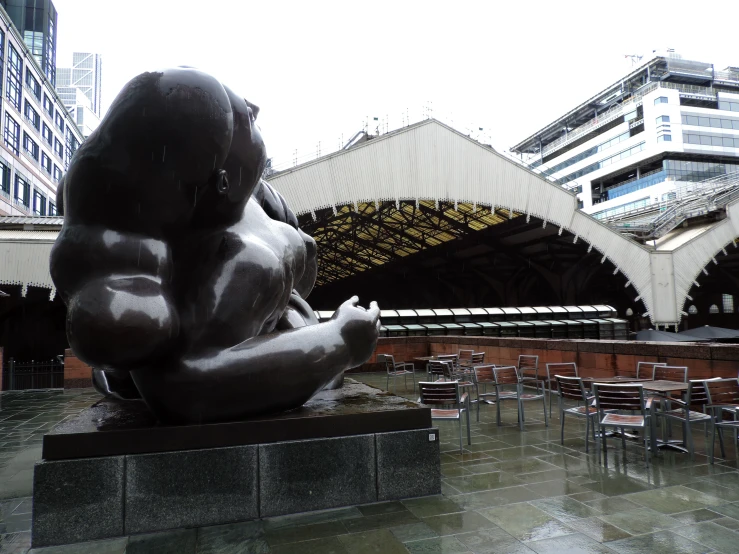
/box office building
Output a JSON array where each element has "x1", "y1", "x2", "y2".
[
  {"x1": 0, "y1": 0, "x2": 57, "y2": 85},
  {"x1": 0, "y1": 3, "x2": 83, "y2": 216},
  {"x1": 511, "y1": 53, "x2": 739, "y2": 220},
  {"x1": 56, "y1": 51, "x2": 101, "y2": 117}
]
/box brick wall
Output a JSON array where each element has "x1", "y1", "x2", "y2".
[
  {"x1": 355, "y1": 336, "x2": 739, "y2": 380},
  {"x1": 63, "y1": 349, "x2": 93, "y2": 389}
]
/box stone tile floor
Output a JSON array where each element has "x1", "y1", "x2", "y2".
[{"x1": 2, "y1": 375, "x2": 739, "y2": 552}]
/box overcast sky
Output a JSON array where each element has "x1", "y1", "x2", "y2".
[{"x1": 53, "y1": 0, "x2": 737, "y2": 168}]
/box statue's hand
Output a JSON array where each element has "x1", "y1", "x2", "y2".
[{"x1": 331, "y1": 296, "x2": 381, "y2": 367}]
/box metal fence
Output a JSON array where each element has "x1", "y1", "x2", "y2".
[{"x1": 4, "y1": 357, "x2": 64, "y2": 390}]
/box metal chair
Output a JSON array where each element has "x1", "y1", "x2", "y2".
[
  {"x1": 470, "y1": 352, "x2": 485, "y2": 365},
  {"x1": 703, "y1": 378, "x2": 739, "y2": 464},
  {"x1": 545, "y1": 362, "x2": 578, "y2": 416},
  {"x1": 592, "y1": 383, "x2": 652, "y2": 467},
  {"x1": 518, "y1": 355, "x2": 540, "y2": 393},
  {"x1": 636, "y1": 361, "x2": 666, "y2": 379},
  {"x1": 556, "y1": 376, "x2": 599, "y2": 453},
  {"x1": 418, "y1": 381, "x2": 471, "y2": 453},
  {"x1": 492, "y1": 366, "x2": 547, "y2": 431},
  {"x1": 437, "y1": 354, "x2": 460, "y2": 371},
  {"x1": 381, "y1": 354, "x2": 416, "y2": 393},
  {"x1": 427, "y1": 360, "x2": 451, "y2": 381},
  {"x1": 653, "y1": 365, "x2": 688, "y2": 382},
  {"x1": 659, "y1": 379, "x2": 713, "y2": 459},
  {"x1": 472, "y1": 364, "x2": 498, "y2": 422},
  {"x1": 458, "y1": 349, "x2": 474, "y2": 363}
]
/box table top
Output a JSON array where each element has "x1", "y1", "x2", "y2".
[
  {"x1": 582, "y1": 378, "x2": 688, "y2": 393},
  {"x1": 580, "y1": 377, "x2": 650, "y2": 384}
]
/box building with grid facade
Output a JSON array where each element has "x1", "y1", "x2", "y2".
[
  {"x1": 0, "y1": 4, "x2": 82, "y2": 217},
  {"x1": 55, "y1": 52, "x2": 101, "y2": 138},
  {"x1": 0, "y1": 0, "x2": 56, "y2": 85},
  {"x1": 511, "y1": 54, "x2": 739, "y2": 221}
]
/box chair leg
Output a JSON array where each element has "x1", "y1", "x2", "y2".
[
  {"x1": 621, "y1": 428, "x2": 626, "y2": 450},
  {"x1": 585, "y1": 414, "x2": 590, "y2": 453},
  {"x1": 602, "y1": 426, "x2": 608, "y2": 467},
  {"x1": 466, "y1": 409, "x2": 471, "y2": 445},
  {"x1": 560, "y1": 409, "x2": 566, "y2": 446},
  {"x1": 542, "y1": 395, "x2": 548, "y2": 427},
  {"x1": 519, "y1": 399, "x2": 524, "y2": 432},
  {"x1": 710, "y1": 418, "x2": 716, "y2": 464},
  {"x1": 458, "y1": 414, "x2": 463, "y2": 454},
  {"x1": 386, "y1": 374, "x2": 389, "y2": 391},
  {"x1": 686, "y1": 420, "x2": 694, "y2": 460},
  {"x1": 496, "y1": 397, "x2": 502, "y2": 427},
  {"x1": 644, "y1": 425, "x2": 650, "y2": 467}
]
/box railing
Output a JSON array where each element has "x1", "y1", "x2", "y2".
[
  {"x1": 4, "y1": 357, "x2": 64, "y2": 390},
  {"x1": 606, "y1": 171, "x2": 739, "y2": 239}
]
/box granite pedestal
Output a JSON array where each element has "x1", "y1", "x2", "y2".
[{"x1": 31, "y1": 379, "x2": 440, "y2": 547}]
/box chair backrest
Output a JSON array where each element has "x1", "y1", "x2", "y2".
[
  {"x1": 437, "y1": 354, "x2": 459, "y2": 368},
  {"x1": 518, "y1": 355, "x2": 539, "y2": 378},
  {"x1": 685, "y1": 378, "x2": 718, "y2": 408},
  {"x1": 418, "y1": 381, "x2": 460, "y2": 405},
  {"x1": 593, "y1": 383, "x2": 646, "y2": 413},
  {"x1": 703, "y1": 378, "x2": 739, "y2": 407},
  {"x1": 556, "y1": 375, "x2": 587, "y2": 401},
  {"x1": 427, "y1": 360, "x2": 451, "y2": 377},
  {"x1": 471, "y1": 352, "x2": 485, "y2": 365},
  {"x1": 379, "y1": 354, "x2": 396, "y2": 373},
  {"x1": 654, "y1": 365, "x2": 688, "y2": 383},
  {"x1": 546, "y1": 362, "x2": 578, "y2": 379},
  {"x1": 493, "y1": 366, "x2": 519, "y2": 386},
  {"x1": 458, "y1": 349, "x2": 474, "y2": 362},
  {"x1": 636, "y1": 361, "x2": 666, "y2": 379},
  {"x1": 474, "y1": 364, "x2": 496, "y2": 383}
]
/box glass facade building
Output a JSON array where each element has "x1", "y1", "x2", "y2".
[{"x1": 0, "y1": 0, "x2": 56, "y2": 85}]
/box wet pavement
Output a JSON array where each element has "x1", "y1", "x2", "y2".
[{"x1": 3, "y1": 375, "x2": 739, "y2": 553}]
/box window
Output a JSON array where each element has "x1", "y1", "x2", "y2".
[
  {"x1": 54, "y1": 137, "x2": 63, "y2": 159},
  {"x1": 42, "y1": 123, "x2": 52, "y2": 145},
  {"x1": 32, "y1": 189, "x2": 46, "y2": 215},
  {"x1": 25, "y1": 69, "x2": 40, "y2": 100},
  {"x1": 41, "y1": 151, "x2": 51, "y2": 174},
  {"x1": 709, "y1": 304, "x2": 720, "y2": 314},
  {"x1": 719, "y1": 100, "x2": 739, "y2": 112},
  {"x1": 6, "y1": 43, "x2": 22, "y2": 111},
  {"x1": 55, "y1": 111, "x2": 64, "y2": 133},
  {"x1": 3, "y1": 113, "x2": 20, "y2": 155},
  {"x1": 656, "y1": 115, "x2": 670, "y2": 123},
  {"x1": 723, "y1": 294, "x2": 734, "y2": 313},
  {"x1": 682, "y1": 132, "x2": 739, "y2": 149},
  {"x1": 688, "y1": 305, "x2": 698, "y2": 315},
  {"x1": 24, "y1": 100, "x2": 40, "y2": 130},
  {"x1": 14, "y1": 174, "x2": 30, "y2": 207},
  {"x1": 654, "y1": 96, "x2": 668, "y2": 105},
  {"x1": 23, "y1": 132, "x2": 39, "y2": 160},
  {"x1": 0, "y1": 29, "x2": 5, "y2": 96},
  {"x1": 53, "y1": 165, "x2": 62, "y2": 182},
  {"x1": 681, "y1": 114, "x2": 739, "y2": 131},
  {"x1": 0, "y1": 160, "x2": 10, "y2": 197},
  {"x1": 559, "y1": 142, "x2": 646, "y2": 185},
  {"x1": 48, "y1": 202, "x2": 57, "y2": 216},
  {"x1": 657, "y1": 135, "x2": 672, "y2": 142},
  {"x1": 43, "y1": 93, "x2": 53, "y2": 117}
]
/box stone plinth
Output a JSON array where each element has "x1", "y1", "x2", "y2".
[{"x1": 32, "y1": 379, "x2": 440, "y2": 547}]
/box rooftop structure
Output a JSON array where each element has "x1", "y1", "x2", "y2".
[
  {"x1": 0, "y1": 3, "x2": 84, "y2": 217},
  {"x1": 511, "y1": 54, "x2": 739, "y2": 222},
  {"x1": 0, "y1": 0, "x2": 56, "y2": 85}
]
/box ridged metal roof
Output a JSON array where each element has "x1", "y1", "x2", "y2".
[{"x1": 0, "y1": 216, "x2": 64, "y2": 226}]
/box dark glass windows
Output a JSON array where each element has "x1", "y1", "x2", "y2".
[
  {"x1": 14, "y1": 174, "x2": 30, "y2": 207},
  {"x1": 6, "y1": 44, "x2": 22, "y2": 111},
  {"x1": 656, "y1": 115, "x2": 670, "y2": 123},
  {"x1": 42, "y1": 122, "x2": 52, "y2": 145},
  {"x1": 53, "y1": 164, "x2": 62, "y2": 182},
  {"x1": 53, "y1": 137, "x2": 63, "y2": 158},
  {"x1": 32, "y1": 189, "x2": 46, "y2": 215},
  {"x1": 682, "y1": 114, "x2": 739, "y2": 130},
  {"x1": 55, "y1": 111, "x2": 64, "y2": 132},
  {"x1": 24, "y1": 99, "x2": 40, "y2": 130},
  {"x1": 654, "y1": 96, "x2": 668, "y2": 105},
  {"x1": 41, "y1": 151, "x2": 51, "y2": 173},
  {"x1": 0, "y1": 161, "x2": 10, "y2": 197},
  {"x1": 25, "y1": 69, "x2": 41, "y2": 100},
  {"x1": 43, "y1": 93, "x2": 53, "y2": 117},
  {"x1": 4, "y1": 113, "x2": 20, "y2": 155},
  {"x1": 23, "y1": 132, "x2": 39, "y2": 160}
]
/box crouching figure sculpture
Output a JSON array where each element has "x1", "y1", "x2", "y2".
[{"x1": 50, "y1": 67, "x2": 380, "y2": 424}]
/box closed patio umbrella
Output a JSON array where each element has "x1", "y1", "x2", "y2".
[
  {"x1": 635, "y1": 329, "x2": 708, "y2": 342},
  {"x1": 679, "y1": 325, "x2": 739, "y2": 340}
]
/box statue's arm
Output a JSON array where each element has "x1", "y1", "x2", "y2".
[
  {"x1": 130, "y1": 297, "x2": 379, "y2": 423},
  {"x1": 50, "y1": 224, "x2": 178, "y2": 370}
]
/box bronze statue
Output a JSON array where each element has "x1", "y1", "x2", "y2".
[{"x1": 50, "y1": 67, "x2": 380, "y2": 424}]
